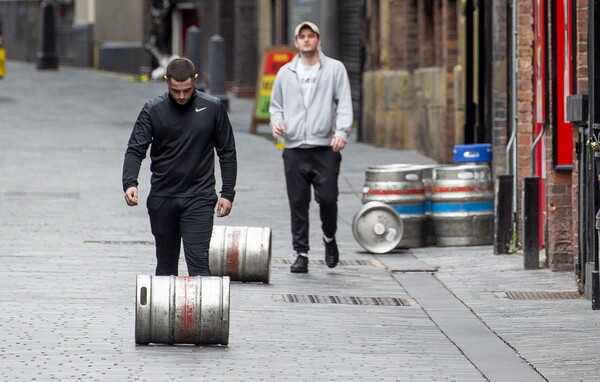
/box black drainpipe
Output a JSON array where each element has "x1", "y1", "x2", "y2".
[{"x1": 588, "y1": 0, "x2": 600, "y2": 310}]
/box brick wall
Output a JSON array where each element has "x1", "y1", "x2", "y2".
[
  {"x1": 517, "y1": 0, "x2": 582, "y2": 271},
  {"x1": 232, "y1": 0, "x2": 258, "y2": 97},
  {"x1": 390, "y1": 0, "x2": 450, "y2": 70},
  {"x1": 366, "y1": 0, "x2": 471, "y2": 163},
  {"x1": 419, "y1": 1, "x2": 435, "y2": 67},
  {"x1": 546, "y1": 173, "x2": 575, "y2": 270},
  {"x1": 390, "y1": 0, "x2": 419, "y2": 70}
]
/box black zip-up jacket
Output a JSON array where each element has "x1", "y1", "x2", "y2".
[{"x1": 122, "y1": 91, "x2": 237, "y2": 202}]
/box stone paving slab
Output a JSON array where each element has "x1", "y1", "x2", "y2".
[
  {"x1": 396, "y1": 272, "x2": 545, "y2": 382},
  {"x1": 407, "y1": 246, "x2": 600, "y2": 382}
]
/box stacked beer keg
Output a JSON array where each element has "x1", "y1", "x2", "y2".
[{"x1": 353, "y1": 144, "x2": 493, "y2": 253}]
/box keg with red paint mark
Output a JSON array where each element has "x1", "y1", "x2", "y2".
[
  {"x1": 135, "y1": 275, "x2": 230, "y2": 345},
  {"x1": 209, "y1": 226, "x2": 272, "y2": 283}
]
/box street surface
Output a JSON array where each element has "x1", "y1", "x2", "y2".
[{"x1": 0, "y1": 61, "x2": 599, "y2": 381}]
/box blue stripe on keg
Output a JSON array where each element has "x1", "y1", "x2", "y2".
[
  {"x1": 425, "y1": 201, "x2": 433, "y2": 213},
  {"x1": 431, "y1": 201, "x2": 493, "y2": 213},
  {"x1": 391, "y1": 204, "x2": 425, "y2": 215}
]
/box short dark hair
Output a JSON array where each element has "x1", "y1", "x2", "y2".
[{"x1": 166, "y1": 58, "x2": 196, "y2": 82}]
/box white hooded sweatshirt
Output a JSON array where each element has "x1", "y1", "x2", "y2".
[{"x1": 269, "y1": 51, "x2": 353, "y2": 148}]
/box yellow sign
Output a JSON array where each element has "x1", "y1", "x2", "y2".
[
  {"x1": 0, "y1": 47, "x2": 5, "y2": 78},
  {"x1": 251, "y1": 46, "x2": 296, "y2": 133},
  {"x1": 255, "y1": 74, "x2": 276, "y2": 120}
]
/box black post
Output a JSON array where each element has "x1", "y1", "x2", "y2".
[
  {"x1": 594, "y1": 209, "x2": 600, "y2": 309},
  {"x1": 186, "y1": 26, "x2": 204, "y2": 92},
  {"x1": 592, "y1": 152, "x2": 600, "y2": 309},
  {"x1": 209, "y1": 34, "x2": 229, "y2": 110},
  {"x1": 590, "y1": 0, "x2": 600, "y2": 310},
  {"x1": 494, "y1": 174, "x2": 514, "y2": 254},
  {"x1": 36, "y1": 0, "x2": 58, "y2": 70},
  {"x1": 523, "y1": 176, "x2": 540, "y2": 269}
]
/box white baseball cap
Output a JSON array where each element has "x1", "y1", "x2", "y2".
[{"x1": 294, "y1": 21, "x2": 320, "y2": 37}]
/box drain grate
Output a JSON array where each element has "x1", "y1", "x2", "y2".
[
  {"x1": 273, "y1": 294, "x2": 411, "y2": 306},
  {"x1": 275, "y1": 259, "x2": 376, "y2": 266},
  {"x1": 84, "y1": 240, "x2": 154, "y2": 245},
  {"x1": 505, "y1": 291, "x2": 581, "y2": 300}
]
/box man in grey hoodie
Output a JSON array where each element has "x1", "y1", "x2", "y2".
[{"x1": 269, "y1": 21, "x2": 353, "y2": 273}]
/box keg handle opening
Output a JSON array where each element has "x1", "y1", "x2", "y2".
[
  {"x1": 464, "y1": 151, "x2": 480, "y2": 158},
  {"x1": 140, "y1": 287, "x2": 148, "y2": 306},
  {"x1": 373, "y1": 223, "x2": 399, "y2": 242},
  {"x1": 385, "y1": 228, "x2": 398, "y2": 242}
]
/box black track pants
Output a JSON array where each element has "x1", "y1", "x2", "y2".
[
  {"x1": 283, "y1": 147, "x2": 341, "y2": 254},
  {"x1": 147, "y1": 194, "x2": 217, "y2": 276}
]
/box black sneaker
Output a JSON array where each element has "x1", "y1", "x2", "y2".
[
  {"x1": 324, "y1": 238, "x2": 339, "y2": 268},
  {"x1": 290, "y1": 255, "x2": 308, "y2": 273}
]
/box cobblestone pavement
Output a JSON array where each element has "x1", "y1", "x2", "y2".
[{"x1": 0, "y1": 61, "x2": 599, "y2": 381}]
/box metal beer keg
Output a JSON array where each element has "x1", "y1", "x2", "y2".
[
  {"x1": 412, "y1": 164, "x2": 438, "y2": 246},
  {"x1": 430, "y1": 164, "x2": 494, "y2": 246},
  {"x1": 362, "y1": 165, "x2": 425, "y2": 248},
  {"x1": 209, "y1": 226, "x2": 272, "y2": 283},
  {"x1": 135, "y1": 275, "x2": 230, "y2": 345},
  {"x1": 352, "y1": 201, "x2": 403, "y2": 253}
]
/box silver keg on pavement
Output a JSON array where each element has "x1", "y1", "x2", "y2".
[
  {"x1": 135, "y1": 275, "x2": 230, "y2": 345},
  {"x1": 352, "y1": 201, "x2": 403, "y2": 253},
  {"x1": 209, "y1": 225, "x2": 272, "y2": 283},
  {"x1": 430, "y1": 164, "x2": 494, "y2": 246},
  {"x1": 362, "y1": 164, "x2": 426, "y2": 248}
]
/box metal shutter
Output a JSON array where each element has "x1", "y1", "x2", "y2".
[{"x1": 338, "y1": 0, "x2": 365, "y2": 136}]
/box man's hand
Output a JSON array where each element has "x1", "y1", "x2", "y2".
[
  {"x1": 216, "y1": 197, "x2": 233, "y2": 217},
  {"x1": 330, "y1": 136, "x2": 347, "y2": 152},
  {"x1": 124, "y1": 186, "x2": 138, "y2": 206},
  {"x1": 272, "y1": 122, "x2": 286, "y2": 139}
]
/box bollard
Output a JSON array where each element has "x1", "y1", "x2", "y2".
[
  {"x1": 135, "y1": 275, "x2": 230, "y2": 345},
  {"x1": 209, "y1": 225, "x2": 272, "y2": 283},
  {"x1": 523, "y1": 176, "x2": 540, "y2": 269},
  {"x1": 209, "y1": 34, "x2": 229, "y2": 110},
  {"x1": 494, "y1": 174, "x2": 514, "y2": 254},
  {"x1": 36, "y1": 0, "x2": 58, "y2": 70},
  {"x1": 186, "y1": 26, "x2": 204, "y2": 91}
]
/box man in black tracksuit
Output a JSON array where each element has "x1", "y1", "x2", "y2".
[{"x1": 122, "y1": 58, "x2": 237, "y2": 276}]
